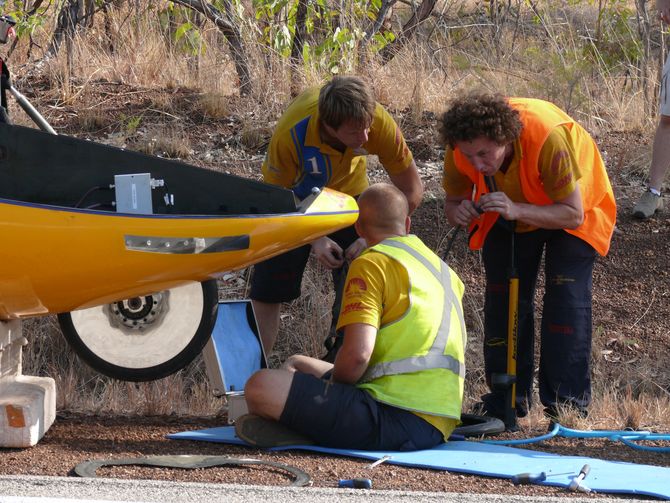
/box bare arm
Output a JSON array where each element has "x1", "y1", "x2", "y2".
[
  {"x1": 479, "y1": 185, "x2": 584, "y2": 230},
  {"x1": 332, "y1": 323, "x2": 377, "y2": 384},
  {"x1": 388, "y1": 161, "x2": 424, "y2": 214}
]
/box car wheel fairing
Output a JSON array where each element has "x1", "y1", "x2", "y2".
[{"x1": 58, "y1": 280, "x2": 218, "y2": 382}]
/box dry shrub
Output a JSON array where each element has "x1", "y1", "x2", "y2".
[
  {"x1": 130, "y1": 123, "x2": 192, "y2": 159},
  {"x1": 198, "y1": 92, "x2": 229, "y2": 119},
  {"x1": 618, "y1": 142, "x2": 654, "y2": 181},
  {"x1": 74, "y1": 107, "x2": 112, "y2": 132},
  {"x1": 239, "y1": 125, "x2": 269, "y2": 151}
]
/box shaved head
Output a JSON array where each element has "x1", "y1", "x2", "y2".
[{"x1": 356, "y1": 183, "x2": 409, "y2": 240}]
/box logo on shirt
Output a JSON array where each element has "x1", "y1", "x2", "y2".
[
  {"x1": 555, "y1": 172, "x2": 573, "y2": 191},
  {"x1": 341, "y1": 302, "x2": 366, "y2": 315},
  {"x1": 345, "y1": 277, "x2": 367, "y2": 294},
  {"x1": 550, "y1": 151, "x2": 569, "y2": 176}
]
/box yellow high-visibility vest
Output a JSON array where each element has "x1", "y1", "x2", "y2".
[{"x1": 357, "y1": 235, "x2": 467, "y2": 419}]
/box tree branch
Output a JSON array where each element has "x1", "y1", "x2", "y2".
[
  {"x1": 378, "y1": 0, "x2": 437, "y2": 64},
  {"x1": 172, "y1": 0, "x2": 252, "y2": 96}
]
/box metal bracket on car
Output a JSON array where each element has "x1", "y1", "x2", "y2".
[{"x1": 74, "y1": 454, "x2": 311, "y2": 487}]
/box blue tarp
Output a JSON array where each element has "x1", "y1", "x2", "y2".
[{"x1": 168, "y1": 426, "x2": 670, "y2": 499}]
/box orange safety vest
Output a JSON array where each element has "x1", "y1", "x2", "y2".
[{"x1": 452, "y1": 98, "x2": 616, "y2": 256}]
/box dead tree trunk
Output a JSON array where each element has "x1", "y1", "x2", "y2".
[
  {"x1": 378, "y1": 0, "x2": 437, "y2": 64},
  {"x1": 289, "y1": 0, "x2": 308, "y2": 96},
  {"x1": 46, "y1": 0, "x2": 81, "y2": 58},
  {"x1": 635, "y1": 0, "x2": 653, "y2": 117},
  {"x1": 172, "y1": 0, "x2": 251, "y2": 96}
]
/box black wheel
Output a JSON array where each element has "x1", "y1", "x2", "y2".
[
  {"x1": 58, "y1": 280, "x2": 218, "y2": 382},
  {"x1": 453, "y1": 413, "x2": 506, "y2": 437}
]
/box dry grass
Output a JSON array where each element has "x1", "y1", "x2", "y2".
[
  {"x1": 198, "y1": 92, "x2": 230, "y2": 119},
  {"x1": 130, "y1": 123, "x2": 192, "y2": 158},
  {"x1": 8, "y1": 1, "x2": 669, "y2": 428}
]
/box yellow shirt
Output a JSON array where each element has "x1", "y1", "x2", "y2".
[
  {"x1": 337, "y1": 248, "x2": 459, "y2": 441},
  {"x1": 262, "y1": 86, "x2": 414, "y2": 197},
  {"x1": 442, "y1": 126, "x2": 581, "y2": 232}
]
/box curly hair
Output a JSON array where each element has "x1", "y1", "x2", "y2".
[
  {"x1": 439, "y1": 93, "x2": 523, "y2": 148},
  {"x1": 318, "y1": 75, "x2": 375, "y2": 130}
]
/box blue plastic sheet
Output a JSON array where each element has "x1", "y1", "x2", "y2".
[{"x1": 169, "y1": 426, "x2": 670, "y2": 499}]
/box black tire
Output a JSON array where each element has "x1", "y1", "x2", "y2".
[
  {"x1": 453, "y1": 413, "x2": 506, "y2": 437},
  {"x1": 58, "y1": 280, "x2": 218, "y2": 382}
]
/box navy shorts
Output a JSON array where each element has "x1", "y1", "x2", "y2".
[
  {"x1": 250, "y1": 225, "x2": 359, "y2": 303},
  {"x1": 279, "y1": 372, "x2": 444, "y2": 451}
]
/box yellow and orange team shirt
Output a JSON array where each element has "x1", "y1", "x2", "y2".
[
  {"x1": 442, "y1": 126, "x2": 582, "y2": 232},
  {"x1": 262, "y1": 86, "x2": 414, "y2": 197},
  {"x1": 336, "y1": 251, "x2": 459, "y2": 441}
]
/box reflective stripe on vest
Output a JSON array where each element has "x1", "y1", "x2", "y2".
[
  {"x1": 290, "y1": 116, "x2": 333, "y2": 199},
  {"x1": 360, "y1": 239, "x2": 466, "y2": 383}
]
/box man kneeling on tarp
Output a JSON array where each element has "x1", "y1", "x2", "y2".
[{"x1": 237, "y1": 183, "x2": 467, "y2": 450}]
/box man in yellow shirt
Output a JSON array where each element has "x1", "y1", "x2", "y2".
[
  {"x1": 251, "y1": 76, "x2": 423, "y2": 355},
  {"x1": 237, "y1": 183, "x2": 466, "y2": 450}
]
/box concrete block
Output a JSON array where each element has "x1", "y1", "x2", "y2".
[
  {"x1": 0, "y1": 375, "x2": 56, "y2": 448},
  {"x1": 0, "y1": 320, "x2": 56, "y2": 448}
]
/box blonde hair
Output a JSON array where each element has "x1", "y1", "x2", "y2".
[{"x1": 318, "y1": 75, "x2": 375, "y2": 129}]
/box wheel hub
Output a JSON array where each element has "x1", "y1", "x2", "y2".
[{"x1": 105, "y1": 292, "x2": 169, "y2": 331}]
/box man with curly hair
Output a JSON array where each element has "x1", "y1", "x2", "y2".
[{"x1": 439, "y1": 93, "x2": 616, "y2": 421}]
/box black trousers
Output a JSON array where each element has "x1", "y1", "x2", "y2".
[{"x1": 481, "y1": 223, "x2": 597, "y2": 414}]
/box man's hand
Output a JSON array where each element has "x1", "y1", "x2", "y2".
[
  {"x1": 311, "y1": 236, "x2": 345, "y2": 269},
  {"x1": 450, "y1": 199, "x2": 483, "y2": 227},
  {"x1": 479, "y1": 191, "x2": 518, "y2": 221},
  {"x1": 345, "y1": 237, "x2": 367, "y2": 261}
]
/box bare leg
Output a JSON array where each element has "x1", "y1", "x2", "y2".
[
  {"x1": 252, "y1": 300, "x2": 280, "y2": 354},
  {"x1": 244, "y1": 369, "x2": 293, "y2": 420},
  {"x1": 648, "y1": 115, "x2": 670, "y2": 191},
  {"x1": 283, "y1": 354, "x2": 333, "y2": 377}
]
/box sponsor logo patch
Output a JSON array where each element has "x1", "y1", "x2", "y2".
[
  {"x1": 345, "y1": 277, "x2": 367, "y2": 294},
  {"x1": 341, "y1": 302, "x2": 366, "y2": 315}
]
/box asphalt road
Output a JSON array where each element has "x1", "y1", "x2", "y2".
[{"x1": 0, "y1": 475, "x2": 654, "y2": 503}]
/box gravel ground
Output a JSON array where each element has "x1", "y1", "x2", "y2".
[{"x1": 0, "y1": 413, "x2": 668, "y2": 499}]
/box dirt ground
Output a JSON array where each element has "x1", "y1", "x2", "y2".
[
  {"x1": 1, "y1": 412, "x2": 669, "y2": 497},
  {"x1": 3, "y1": 81, "x2": 669, "y2": 497}
]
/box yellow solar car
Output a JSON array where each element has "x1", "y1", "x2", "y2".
[{"x1": 0, "y1": 123, "x2": 358, "y2": 381}]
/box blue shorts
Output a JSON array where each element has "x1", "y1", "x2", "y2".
[{"x1": 279, "y1": 372, "x2": 443, "y2": 451}]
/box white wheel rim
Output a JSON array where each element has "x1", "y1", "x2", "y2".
[{"x1": 69, "y1": 282, "x2": 205, "y2": 369}]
